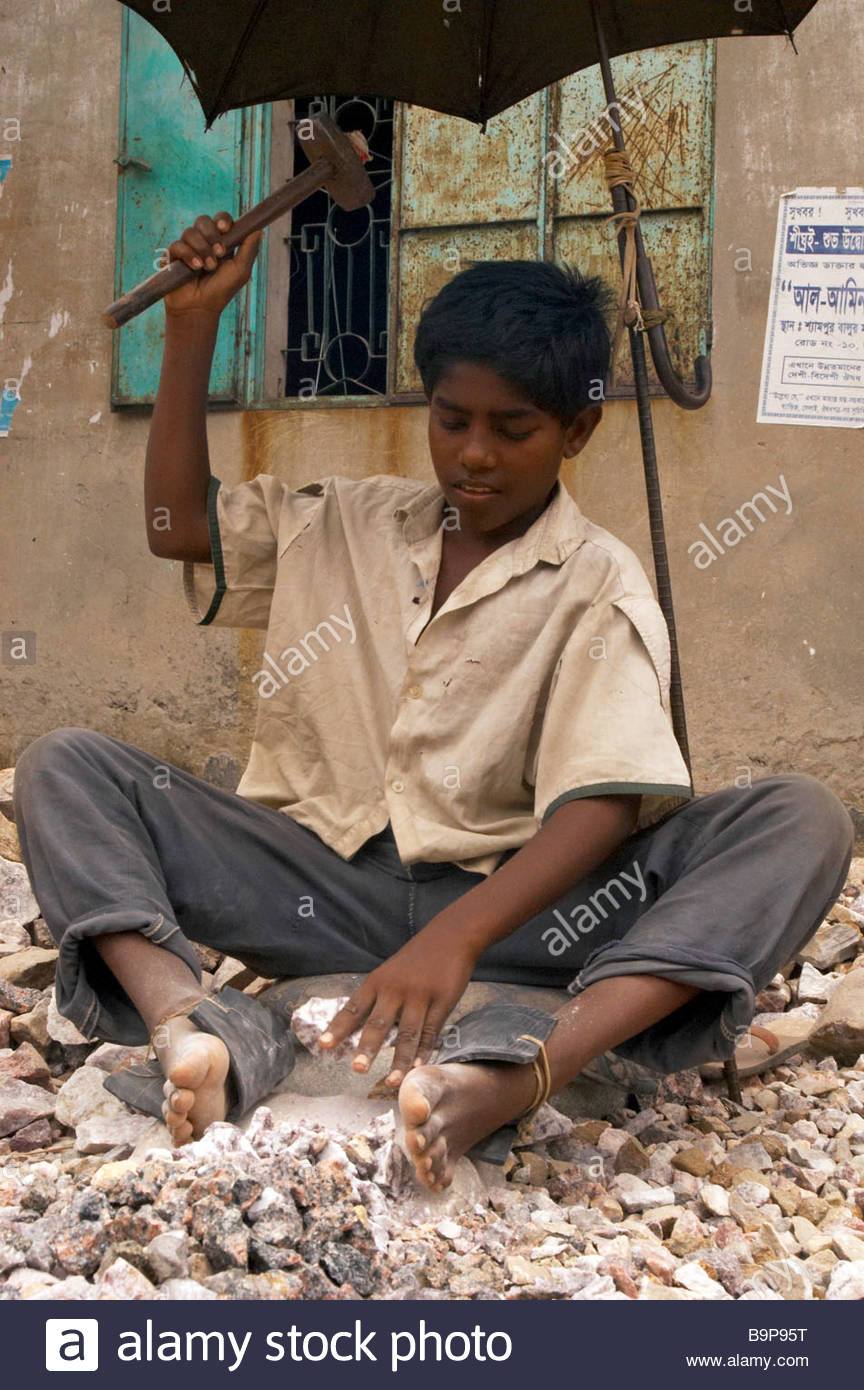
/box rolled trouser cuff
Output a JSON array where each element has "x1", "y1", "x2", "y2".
[
  {"x1": 55, "y1": 909, "x2": 201, "y2": 1046},
  {"x1": 437, "y1": 1004, "x2": 559, "y2": 1164},
  {"x1": 571, "y1": 947, "x2": 756, "y2": 1075},
  {"x1": 104, "y1": 986, "x2": 298, "y2": 1124}
]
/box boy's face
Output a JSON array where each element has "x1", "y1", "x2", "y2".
[{"x1": 427, "y1": 361, "x2": 601, "y2": 541}]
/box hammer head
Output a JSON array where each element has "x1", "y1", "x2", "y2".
[{"x1": 297, "y1": 114, "x2": 375, "y2": 212}]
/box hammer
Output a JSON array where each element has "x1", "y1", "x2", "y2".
[{"x1": 102, "y1": 114, "x2": 373, "y2": 329}]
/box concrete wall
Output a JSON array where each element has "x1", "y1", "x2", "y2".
[{"x1": 1, "y1": 0, "x2": 862, "y2": 837}]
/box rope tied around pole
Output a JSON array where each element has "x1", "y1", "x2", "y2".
[{"x1": 602, "y1": 149, "x2": 670, "y2": 379}]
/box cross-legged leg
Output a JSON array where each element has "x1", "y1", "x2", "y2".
[
  {"x1": 402, "y1": 772, "x2": 855, "y2": 1188},
  {"x1": 12, "y1": 727, "x2": 417, "y2": 1143},
  {"x1": 92, "y1": 930, "x2": 228, "y2": 1142},
  {"x1": 401, "y1": 973, "x2": 701, "y2": 1190}
]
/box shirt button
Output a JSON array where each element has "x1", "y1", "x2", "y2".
[
  {"x1": 407, "y1": 685, "x2": 422, "y2": 699},
  {"x1": 392, "y1": 780, "x2": 405, "y2": 793}
]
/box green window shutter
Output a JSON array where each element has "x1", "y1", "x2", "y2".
[
  {"x1": 392, "y1": 42, "x2": 715, "y2": 399},
  {"x1": 111, "y1": 10, "x2": 271, "y2": 407}
]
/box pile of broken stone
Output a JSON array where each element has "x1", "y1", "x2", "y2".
[{"x1": 3, "y1": 763, "x2": 864, "y2": 1301}]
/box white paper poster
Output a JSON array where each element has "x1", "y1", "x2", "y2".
[{"x1": 758, "y1": 187, "x2": 864, "y2": 427}]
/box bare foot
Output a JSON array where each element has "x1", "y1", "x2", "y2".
[
  {"x1": 155, "y1": 1017, "x2": 230, "y2": 1145},
  {"x1": 399, "y1": 1059, "x2": 536, "y2": 1192}
]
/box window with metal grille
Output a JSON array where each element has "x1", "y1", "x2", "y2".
[
  {"x1": 277, "y1": 95, "x2": 393, "y2": 399},
  {"x1": 112, "y1": 8, "x2": 714, "y2": 410}
]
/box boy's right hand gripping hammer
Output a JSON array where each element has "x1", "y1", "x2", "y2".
[{"x1": 102, "y1": 115, "x2": 373, "y2": 329}]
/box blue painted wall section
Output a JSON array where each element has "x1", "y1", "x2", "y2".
[
  {"x1": 0, "y1": 157, "x2": 20, "y2": 438},
  {"x1": 0, "y1": 383, "x2": 21, "y2": 439}
]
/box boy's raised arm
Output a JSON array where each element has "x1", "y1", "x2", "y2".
[{"x1": 144, "y1": 212, "x2": 264, "y2": 561}]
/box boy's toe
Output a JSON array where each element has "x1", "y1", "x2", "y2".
[
  {"x1": 169, "y1": 1086, "x2": 195, "y2": 1115},
  {"x1": 398, "y1": 1073, "x2": 433, "y2": 1127},
  {"x1": 427, "y1": 1134, "x2": 448, "y2": 1170},
  {"x1": 405, "y1": 1127, "x2": 426, "y2": 1155},
  {"x1": 415, "y1": 1134, "x2": 448, "y2": 1188}
]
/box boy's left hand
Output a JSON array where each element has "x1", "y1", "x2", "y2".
[{"x1": 318, "y1": 928, "x2": 478, "y2": 1088}]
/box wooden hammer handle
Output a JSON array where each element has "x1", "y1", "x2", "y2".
[{"x1": 103, "y1": 158, "x2": 334, "y2": 329}]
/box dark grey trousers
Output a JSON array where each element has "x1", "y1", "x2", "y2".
[{"x1": 12, "y1": 727, "x2": 855, "y2": 1074}]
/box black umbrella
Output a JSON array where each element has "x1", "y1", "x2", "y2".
[
  {"x1": 119, "y1": 0, "x2": 819, "y2": 132},
  {"x1": 113, "y1": 0, "x2": 825, "y2": 1097}
]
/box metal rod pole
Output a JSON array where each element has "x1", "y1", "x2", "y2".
[
  {"x1": 588, "y1": 2, "x2": 742, "y2": 1103},
  {"x1": 627, "y1": 329, "x2": 692, "y2": 774},
  {"x1": 588, "y1": 0, "x2": 691, "y2": 775}
]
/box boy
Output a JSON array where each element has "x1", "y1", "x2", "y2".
[{"x1": 13, "y1": 212, "x2": 854, "y2": 1194}]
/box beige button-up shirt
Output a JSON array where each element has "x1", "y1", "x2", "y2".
[{"x1": 183, "y1": 472, "x2": 693, "y2": 876}]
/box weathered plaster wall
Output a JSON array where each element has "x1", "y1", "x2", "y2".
[{"x1": 1, "y1": 0, "x2": 861, "y2": 836}]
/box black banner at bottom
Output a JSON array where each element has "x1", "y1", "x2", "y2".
[{"x1": 1, "y1": 1297, "x2": 853, "y2": 1387}]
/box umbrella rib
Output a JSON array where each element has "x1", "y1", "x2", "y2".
[
  {"x1": 477, "y1": 0, "x2": 496, "y2": 127},
  {"x1": 205, "y1": 0, "x2": 273, "y2": 126},
  {"x1": 774, "y1": 0, "x2": 799, "y2": 52}
]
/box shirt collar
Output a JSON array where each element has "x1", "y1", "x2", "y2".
[{"x1": 394, "y1": 476, "x2": 589, "y2": 572}]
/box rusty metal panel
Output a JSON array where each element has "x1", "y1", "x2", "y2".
[
  {"x1": 400, "y1": 93, "x2": 544, "y2": 228},
  {"x1": 554, "y1": 208, "x2": 711, "y2": 393},
  {"x1": 387, "y1": 42, "x2": 715, "y2": 402},
  {"x1": 546, "y1": 41, "x2": 716, "y2": 394},
  {"x1": 552, "y1": 42, "x2": 715, "y2": 216},
  {"x1": 395, "y1": 224, "x2": 540, "y2": 393}
]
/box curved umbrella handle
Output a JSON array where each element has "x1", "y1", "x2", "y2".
[
  {"x1": 634, "y1": 234, "x2": 713, "y2": 410},
  {"x1": 646, "y1": 320, "x2": 713, "y2": 410}
]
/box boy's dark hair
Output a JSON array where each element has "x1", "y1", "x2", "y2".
[{"x1": 413, "y1": 260, "x2": 616, "y2": 423}]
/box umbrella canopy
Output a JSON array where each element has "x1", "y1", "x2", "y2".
[{"x1": 120, "y1": 0, "x2": 821, "y2": 130}]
